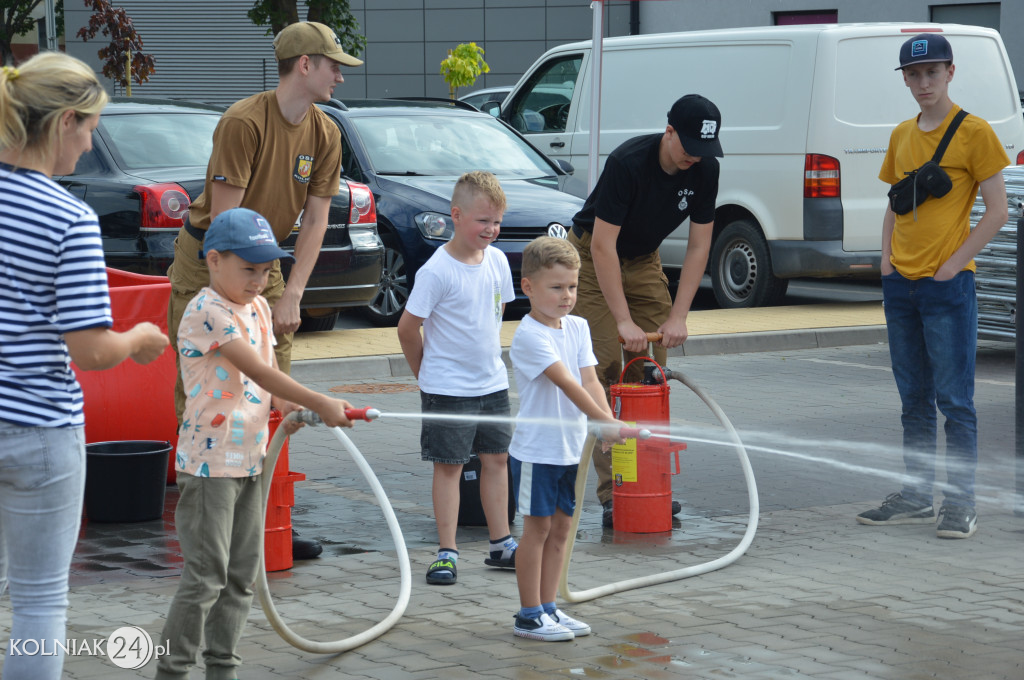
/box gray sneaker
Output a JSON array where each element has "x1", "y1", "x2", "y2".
[
  {"x1": 856, "y1": 492, "x2": 934, "y2": 525},
  {"x1": 936, "y1": 504, "x2": 977, "y2": 539}
]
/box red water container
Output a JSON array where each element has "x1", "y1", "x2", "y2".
[
  {"x1": 609, "y1": 358, "x2": 684, "y2": 533},
  {"x1": 264, "y1": 410, "x2": 305, "y2": 572},
  {"x1": 73, "y1": 269, "x2": 180, "y2": 484}
]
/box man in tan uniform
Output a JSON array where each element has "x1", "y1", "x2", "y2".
[{"x1": 167, "y1": 21, "x2": 361, "y2": 558}]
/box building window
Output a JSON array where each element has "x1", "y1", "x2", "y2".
[{"x1": 774, "y1": 10, "x2": 838, "y2": 26}]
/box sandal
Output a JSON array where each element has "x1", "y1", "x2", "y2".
[
  {"x1": 483, "y1": 547, "x2": 516, "y2": 569},
  {"x1": 426, "y1": 558, "x2": 457, "y2": 585}
]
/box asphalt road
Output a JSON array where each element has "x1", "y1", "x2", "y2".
[{"x1": 290, "y1": 340, "x2": 1016, "y2": 554}]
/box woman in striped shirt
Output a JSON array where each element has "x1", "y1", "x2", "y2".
[{"x1": 0, "y1": 52, "x2": 168, "y2": 680}]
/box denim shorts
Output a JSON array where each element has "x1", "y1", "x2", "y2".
[
  {"x1": 420, "y1": 390, "x2": 513, "y2": 464},
  {"x1": 510, "y1": 457, "x2": 577, "y2": 518}
]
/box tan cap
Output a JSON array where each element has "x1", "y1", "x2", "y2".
[{"x1": 273, "y1": 22, "x2": 363, "y2": 66}]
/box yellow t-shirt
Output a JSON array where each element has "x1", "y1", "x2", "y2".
[
  {"x1": 879, "y1": 105, "x2": 1009, "y2": 280},
  {"x1": 188, "y1": 91, "x2": 342, "y2": 242}
]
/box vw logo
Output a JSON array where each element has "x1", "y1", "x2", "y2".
[{"x1": 547, "y1": 223, "x2": 568, "y2": 239}]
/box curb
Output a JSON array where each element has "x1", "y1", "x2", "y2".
[{"x1": 291, "y1": 324, "x2": 889, "y2": 383}]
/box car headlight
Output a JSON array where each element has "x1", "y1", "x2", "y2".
[{"x1": 415, "y1": 212, "x2": 454, "y2": 241}]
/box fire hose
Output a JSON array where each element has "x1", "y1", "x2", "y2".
[
  {"x1": 558, "y1": 333, "x2": 759, "y2": 603},
  {"x1": 254, "y1": 407, "x2": 412, "y2": 654}
]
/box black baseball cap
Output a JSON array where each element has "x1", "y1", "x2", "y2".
[
  {"x1": 667, "y1": 94, "x2": 723, "y2": 158},
  {"x1": 896, "y1": 33, "x2": 953, "y2": 70}
]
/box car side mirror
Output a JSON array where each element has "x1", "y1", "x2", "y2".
[
  {"x1": 482, "y1": 101, "x2": 501, "y2": 117},
  {"x1": 554, "y1": 159, "x2": 574, "y2": 174}
]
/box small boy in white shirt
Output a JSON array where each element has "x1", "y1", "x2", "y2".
[
  {"x1": 397, "y1": 171, "x2": 518, "y2": 585},
  {"x1": 508, "y1": 236, "x2": 625, "y2": 641}
]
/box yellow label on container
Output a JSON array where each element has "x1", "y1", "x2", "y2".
[{"x1": 611, "y1": 421, "x2": 638, "y2": 484}]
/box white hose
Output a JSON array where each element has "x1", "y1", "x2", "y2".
[
  {"x1": 254, "y1": 411, "x2": 412, "y2": 653},
  {"x1": 559, "y1": 369, "x2": 759, "y2": 603}
]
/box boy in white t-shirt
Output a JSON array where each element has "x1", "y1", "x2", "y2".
[
  {"x1": 397, "y1": 171, "x2": 518, "y2": 585},
  {"x1": 157, "y1": 208, "x2": 354, "y2": 680},
  {"x1": 508, "y1": 236, "x2": 625, "y2": 641}
]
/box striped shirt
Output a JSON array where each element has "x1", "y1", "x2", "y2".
[{"x1": 0, "y1": 162, "x2": 112, "y2": 427}]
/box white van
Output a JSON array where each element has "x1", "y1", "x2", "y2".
[{"x1": 493, "y1": 23, "x2": 1024, "y2": 307}]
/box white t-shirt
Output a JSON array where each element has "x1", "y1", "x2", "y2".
[
  {"x1": 405, "y1": 245, "x2": 514, "y2": 396},
  {"x1": 509, "y1": 314, "x2": 597, "y2": 466}
]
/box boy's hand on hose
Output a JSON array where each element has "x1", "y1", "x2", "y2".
[
  {"x1": 272, "y1": 398, "x2": 305, "y2": 435},
  {"x1": 317, "y1": 397, "x2": 354, "y2": 428},
  {"x1": 596, "y1": 419, "x2": 629, "y2": 447}
]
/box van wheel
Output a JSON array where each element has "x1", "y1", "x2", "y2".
[
  {"x1": 361, "y1": 232, "x2": 409, "y2": 326},
  {"x1": 710, "y1": 220, "x2": 788, "y2": 308}
]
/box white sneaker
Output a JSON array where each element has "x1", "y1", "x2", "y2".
[
  {"x1": 513, "y1": 612, "x2": 574, "y2": 641},
  {"x1": 550, "y1": 609, "x2": 591, "y2": 636}
]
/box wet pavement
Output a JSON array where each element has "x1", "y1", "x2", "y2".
[{"x1": 26, "y1": 334, "x2": 1022, "y2": 680}]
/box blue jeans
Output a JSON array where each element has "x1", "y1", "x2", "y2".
[
  {"x1": 882, "y1": 270, "x2": 978, "y2": 508},
  {"x1": 0, "y1": 422, "x2": 86, "y2": 680}
]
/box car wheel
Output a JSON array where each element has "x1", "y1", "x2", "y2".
[
  {"x1": 298, "y1": 309, "x2": 340, "y2": 333},
  {"x1": 710, "y1": 220, "x2": 788, "y2": 308},
  {"x1": 361, "y1": 233, "x2": 409, "y2": 326}
]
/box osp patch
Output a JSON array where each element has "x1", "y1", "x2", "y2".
[{"x1": 293, "y1": 155, "x2": 314, "y2": 183}]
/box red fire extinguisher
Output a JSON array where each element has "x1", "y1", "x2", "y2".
[{"x1": 609, "y1": 336, "x2": 685, "y2": 533}]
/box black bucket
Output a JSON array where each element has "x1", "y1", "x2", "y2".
[{"x1": 85, "y1": 441, "x2": 171, "y2": 523}]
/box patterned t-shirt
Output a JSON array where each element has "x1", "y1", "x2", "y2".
[{"x1": 175, "y1": 287, "x2": 275, "y2": 477}]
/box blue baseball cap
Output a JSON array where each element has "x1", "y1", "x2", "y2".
[
  {"x1": 200, "y1": 208, "x2": 294, "y2": 264},
  {"x1": 896, "y1": 33, "x2": 953, "y2": 70}
]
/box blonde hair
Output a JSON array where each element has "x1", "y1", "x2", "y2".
[
  {"x1": 522, "y1": 235, "x2": 580, "y2": 279},
  {"x1": 452, "y1": 170, "x2": 507, "y2": 213},
  {"x1": 0, "y1": 52, "x2": 108, "y2": 161}
]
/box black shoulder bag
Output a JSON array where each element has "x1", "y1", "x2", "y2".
[{"x1": 887, "y1": 109, "x2": 968, "y2": 218}]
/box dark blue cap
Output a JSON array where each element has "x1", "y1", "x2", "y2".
[
  {"x1": 896, "y1": 33, "x2": 953, "y2": 70},
  {"x1": 200, "y1": 208, "x2": 294, "y2": 264}
]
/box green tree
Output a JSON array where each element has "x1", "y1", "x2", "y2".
[
  {"x1": 0, "y1": 0, "x2": 64, "y2": 65},
  {"x1": 248, "y1": 0, "x2": 365, "y2": 58},
  {"x1": 76, "y1": 0, "x2": 155, "y2": 93},
  {"x1": 439, "y1": 42, "x2": 489, "y2": 100}
]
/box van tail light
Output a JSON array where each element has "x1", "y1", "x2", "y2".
[
  {"x1": 346, "y1": 180, "x2": 377, "y2": 225},
  {"x1": 135, "y1": 183, "x2": 191, "y2": 232},
  {"x1": 804, "y1": 154, "x2": 840, "y2": 198},
  {"x1": 1016, "y1": 150, "x2": 1024, "y2": 165}
]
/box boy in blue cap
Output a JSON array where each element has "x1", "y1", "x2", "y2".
[
  {"x1": 857, "y1": 33, "x2": 1009, "y2": 539},
  {"x1": 156, "y1": 207, "x2": 354, "y2": 680}
]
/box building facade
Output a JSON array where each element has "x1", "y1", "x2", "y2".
[{"x1": 62, "y1": 1, "x2": 1020, "y2": 107}]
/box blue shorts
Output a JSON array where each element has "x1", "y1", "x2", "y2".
[
  {"x1": 510, "y1": 457, "x2": 577, "y2": 518},
  {"x1": 420, "y1": 390, "x2": 513, "y2": 464}
]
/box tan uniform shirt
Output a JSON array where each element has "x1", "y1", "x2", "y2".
[{"x1": 187, "y1": 90, "x2": 342, "y2": 241}]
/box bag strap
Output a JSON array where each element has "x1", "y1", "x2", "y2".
[{"x1": 931, "y1": 109, "x2": 969, "y2": 164}]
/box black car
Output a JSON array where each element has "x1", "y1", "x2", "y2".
[
  {"x1": 56, "y1": 98, "x2": 383, "y2": 332},
  {"x1": 316, "y1": 98, "x2": 584, "y2": 325}
]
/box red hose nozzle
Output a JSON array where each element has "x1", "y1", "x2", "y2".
[
  {"x1": 345, "y1": 407, "x2": 380, "y2": 422},
  {"x1": 620, "y1": 427, "x2": 652, "y2": 440}
]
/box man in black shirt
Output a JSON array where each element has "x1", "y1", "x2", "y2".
[{"x1": 568, "y1": 94, "x2": 722, "y2": 528}]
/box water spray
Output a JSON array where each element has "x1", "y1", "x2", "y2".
[{"x1": 254, "y1": 406, "x2": 411, "y2": 654}]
